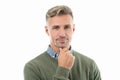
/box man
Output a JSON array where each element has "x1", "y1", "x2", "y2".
[{"x1": 24, "y1": 5, "x2": 101, "y2": 80}]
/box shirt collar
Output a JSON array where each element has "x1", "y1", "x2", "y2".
[{"x1": 47, "y1": 45, "x2": 73, "y2": 59}]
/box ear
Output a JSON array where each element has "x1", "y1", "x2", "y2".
[
  {"x1": 45, "y1": 26, "x2": 49, "y2": 36},
  {"x1": 73, "y1": 24, "x2": 75, "y2": 32}
]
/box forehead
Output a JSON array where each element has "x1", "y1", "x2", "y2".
[{"x1": 47, "y1": 14, "x2": 73, "y2": 26}]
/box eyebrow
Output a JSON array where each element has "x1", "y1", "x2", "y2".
[
  {"x1": 64, "y1": 24, "x2": 71, "y2": 26},
  {"x1": 51, "y1": 25, "x2": 59, "y2": 28},
  {"x1": 51, "y1": 24, "x2": 71, "y2": 27}
]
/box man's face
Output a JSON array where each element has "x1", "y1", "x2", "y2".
[{"x1": 45, "y1": 14, "x2": 75, "y2": 48}]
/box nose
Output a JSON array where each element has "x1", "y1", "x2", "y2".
[{"x1": 58, "y1": 28, "x2": 65, "y2": 37}]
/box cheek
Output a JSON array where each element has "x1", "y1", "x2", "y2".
[
  {"x1": 49, "y1": 31, "x2": 57, "y2": 39},
  {"x1": 66, "y1": 31, "x2": 72, "y2": 36}
]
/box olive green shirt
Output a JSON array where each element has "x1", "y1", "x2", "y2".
[{"x1": 24, "y1": 50, "x2": 101, "y2": 80}]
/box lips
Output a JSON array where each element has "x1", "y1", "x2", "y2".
[{"x1": 57, "y1": 38, "x2": 67, "y2": 43}]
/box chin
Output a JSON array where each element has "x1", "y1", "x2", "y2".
[
  {"x1": 57, "y1": 45, "x2": 68, "y2": 49},
  {"x1": 59, "y1": 46, "x2": 66, "y2": 49},
  {"x1": 54, "y1": 42, "x2": 70, "y2": 48}
]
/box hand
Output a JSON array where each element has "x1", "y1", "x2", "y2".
[{"x1": 58, "y1": 48, "x2": 75, "y2": 69}]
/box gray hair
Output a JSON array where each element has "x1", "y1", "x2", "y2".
[{"x1": 46, "y1": 5, "x2": 73, "y2": 21}]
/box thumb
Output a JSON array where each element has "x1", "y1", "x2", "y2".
[{"x1": 59, "y1": 48, "x2": 62, "y2": 55}]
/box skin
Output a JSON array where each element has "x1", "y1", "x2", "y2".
[{"x1": 45, "y1": 14, "x2": 75, "y2": 69}]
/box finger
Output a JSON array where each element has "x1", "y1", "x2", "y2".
[
  {"x1": 59, "y1": 48, "x2": 66, "y2": 54},
  {"x1": 59, "y1": 48, "x2": 62, "y2": 55},
  {"x1": 59, "y1": 48, "x2": 67, "y2": 53},
  {"x1": 66, "y1": 55, "x2": 75, "y2": 69},
  {"x1": 62, "y1": 48, "x2": 69, "y2": 52},
  {"x1": 65, "y1": 50, "x2": 70, "y2": 54},
  {"x1": 59, "y1": 48, "x2": 62, "y2": 51}
]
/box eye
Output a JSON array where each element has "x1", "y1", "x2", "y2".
[
  {"x1": 64, "y1": 25, "x2": 71, "y2": 29},
  {"x1": 52, "y1": 25, "x2": 59, "y2": 30}
]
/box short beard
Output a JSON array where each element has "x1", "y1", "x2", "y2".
[{"x1": 54, "y1": 41, "x2": 70, "y2": 49}]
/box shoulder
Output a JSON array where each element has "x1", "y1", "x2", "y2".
[
  {"x1": 73, "y1": 50, "x2": 101, "y2": 79},
  {"x1": 73, "y1": 50, "x2": 96, "y2": 67},
  {"x1": 24, "y1": 51, "x2": 49, "y2": 68},
  {"x1": 73, "y1": 50, "x2": 94, "y2": 62}
]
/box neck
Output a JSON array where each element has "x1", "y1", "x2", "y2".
[{"x1": 50, "y1": 44, "x2": 59, "y2": 54}]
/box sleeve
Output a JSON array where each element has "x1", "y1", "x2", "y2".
[
  {"x1": 53, "y1": 67, "x2": 70, "y2": 80},
  {"x1": 24, "y1": 63, "x2": 70, "y2": 80},
  {"x1": 90, "y1": 61, "x2": 102, "y2": 80},
  {"x1": 24, "y1": 62, "x2": 40, "y2": 80}
]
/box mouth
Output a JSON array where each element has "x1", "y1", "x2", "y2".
[
  {"x1": 55, "y1": 38, "x2": 69, "y2": 48},
  {"x1": 57, "y1": 38, "x2": 67, "y2": 43}
]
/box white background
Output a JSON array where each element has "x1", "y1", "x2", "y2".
[{"x1": 0, "y1": 0, "x2": 120, "y2": 80}]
